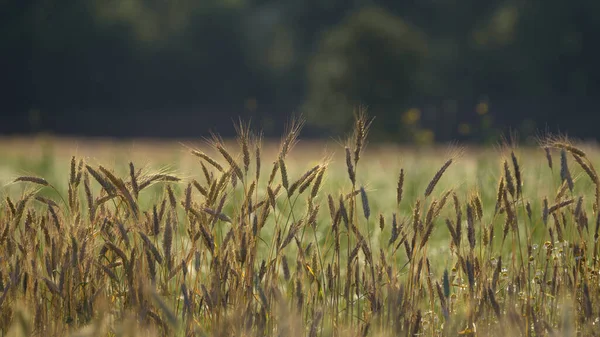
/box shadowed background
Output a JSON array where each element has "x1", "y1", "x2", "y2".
[{"x1": 3, "y1": 0, "x2": 599, "y2": 143}]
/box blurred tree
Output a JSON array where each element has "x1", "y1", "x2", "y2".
[{"x1": 303, "y1": 6, "x2": 427, "y2": 140}]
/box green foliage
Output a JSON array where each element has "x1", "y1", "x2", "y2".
[
  {"x1": 4, "y1": 0, "x2": 600, "y2": 140},
  {"x1": 303, "y1": 7, "x2": 427, "y2": 138}
]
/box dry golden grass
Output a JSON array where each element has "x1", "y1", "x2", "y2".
[{"x1": 1, "y1": 119, "x2": 600, "y2": 337}]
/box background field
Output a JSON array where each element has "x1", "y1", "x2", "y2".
[{"x1": 2, "y1": 135, "x2": 599, "y2": 210}]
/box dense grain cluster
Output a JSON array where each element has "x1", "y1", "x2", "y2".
[{"x1": 1, "y1": 118, "x2": 600, "y2": 337}]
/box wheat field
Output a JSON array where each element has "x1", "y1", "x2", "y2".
[{"x1": 1, "y1": 117, "x2": 599, "y2": 337}]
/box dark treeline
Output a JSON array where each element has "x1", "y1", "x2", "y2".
[{"x1": 3, "y1": 0, "x2": 600, "y2": 142}]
